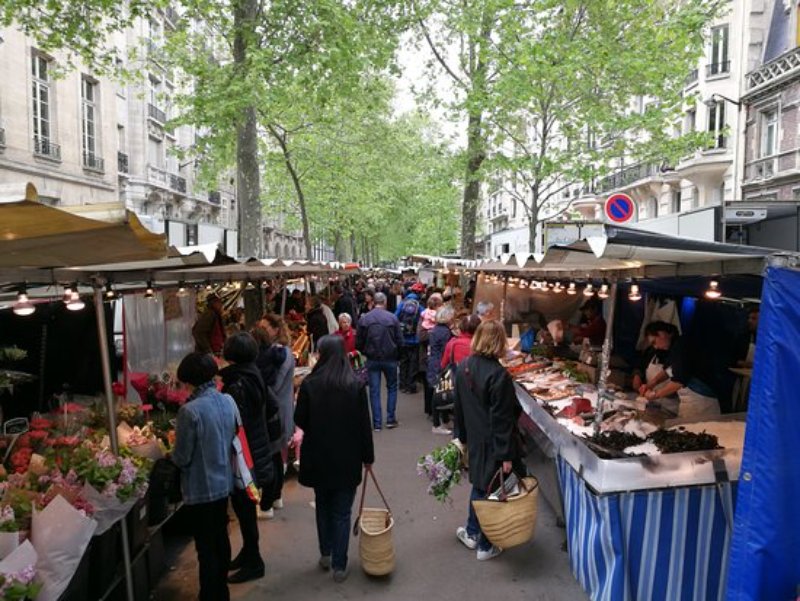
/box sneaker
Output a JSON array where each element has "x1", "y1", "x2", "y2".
[
  {"x1": 373, "y1": 426, "x2": 382, "y2": 432},
  {"x1": 333, "y1": 569, "x2": 348, "y2": 583},
  {"x1": 476, "y1": 545, "x2": 503, "y2": 561},
  {"x1": 318, "y1": 555, "x2": 331, "y2": 571},
  {"x1": 456, "y1": 527, "x2": 478, "y2": 550},
  {"x1": 432, "y1": 426, "x2": 452, "y2": 435},
  {"x1": 272, "y1": 498, "x2": 284, "y2": 510},
  {"x1": 257, "y1": 507, "x2": 274, "y2": 520},
  {"x1": 386, "y1": 420, "x2": 399, "y2": 429}
]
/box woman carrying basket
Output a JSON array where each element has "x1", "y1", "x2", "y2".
[
  {"x1": 454, "y1": 320, "x2": 523, "y2": 561},
  {"x1": 295, "y1": 335, "x2": 375, "y2": 582}
]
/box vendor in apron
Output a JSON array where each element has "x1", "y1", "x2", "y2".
[
  {"x1": 633, "y1": 322, "x2": 670, "y2": 393},
  {"x1": 643, "y1": 321, "x2": 720, "y2": 420}
]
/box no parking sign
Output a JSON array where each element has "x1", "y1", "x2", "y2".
[{"x1": 604, "y1": 193, "x2": 635, "y2": 223}]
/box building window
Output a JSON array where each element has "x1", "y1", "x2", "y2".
[
  {"x1": 671, "y1": 190, "x2": 682, "y2": 213},
  {"x1": 760, "y1": 108, "x2": 778, "y2": 157},
  {"x1": 81, "y1": 77, "x2": 103, "y2": 170},
  {"x1": 685, "y1": 108, "x2": 696, "y2": 134},
  {"x1": 707, "y1": 100, "x2": 726, "y2": 149},
  {"x1": 31, "y1": 52, "x2": 59, "y2": 159},
  {"x1": 708, "y1": 25, "x2": 730, "y2": 75},
  {"x1": 148, "y1": 137, "x2": 163, "y2": 167},
  {"x1": 186, "y1": 223, "x2": 198, "y2": 246}
]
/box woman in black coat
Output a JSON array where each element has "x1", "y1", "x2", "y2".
[
  {"x1": 219, "y1": 332, "x2": 274, "y2": 583},
  {"x1": 426, "y1": 305, "x2": 454, "y2": 434},
  {"x1": 454, "y1": 320, "x2": 522, "y2": 561},
  {"x1": 294, "y1": 335, "x2": 375, "y2": 583}
]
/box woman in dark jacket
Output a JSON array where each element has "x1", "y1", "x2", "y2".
[
  {"x1": 454, "y1": 320, "x2": 522, "y2": 561},
  {"x1": 306, "y1": 295, "x2": 330, "y2": 350},
  {"x1": 295, "y1": 335, "x2": 375, "y2": 583},
  {"x1": 426, "y1": 305, "x2": 454, "y2": 434},
  {"x1": 219, "y1": 332, "x2": 274, "y2": 583}
]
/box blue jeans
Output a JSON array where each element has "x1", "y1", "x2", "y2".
[
  {"x1": 367, "y1": 360, "x2": 398, "y2": 428},
  {"x1": 466, "y1": 485, "x2": 492, "y2": 552},
  {"x1": 314, "y1": 487, "x2": 357, "y2": 572}
]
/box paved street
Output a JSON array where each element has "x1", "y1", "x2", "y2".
[{"x1": 154, "y1": 390, "x2": 588, "y2": 601}]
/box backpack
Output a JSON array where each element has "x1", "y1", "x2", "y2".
[{"x1": 400, "y1": 299, "x2": 420, "y2": 336}]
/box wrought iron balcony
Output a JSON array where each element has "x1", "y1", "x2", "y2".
[
  {"x1": 208, "y1": 191, "x2": 222, "y2": 205},
  {"x1": 117, "y1": 151, "x2": 129, "y2": 174},
  {"x1": 33, "y1": 136, "x2": 61, "y2": 160},
  {"x1": 83, "y1": 151, "x2": 105, "y2": 172},
  {"x1": 706, "y1": 61, "x2": 730, "y2": 77},
  {"x1": 594, "y1": 162, "x2": 671, "y2": 195},
  {"x1": 685, "y1": 68, "x2": 699, "y2": 87},
  {"x1": 148, "y1": 103, "x2": 167, "y2": 123},
  {"x1": 170, "y1": 173, "x2": 187, "y2": 193}
]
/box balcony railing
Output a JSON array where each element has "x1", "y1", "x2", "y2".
[
  {"x1": 118, "y1": 151, "x2": 129, "y2": 174},
  {"x1": 685, "y1": 68, "x2": 699, "y2": 87},
  {"x1": 33, "y1": 136, "x2": 61, "y2": 160},
  {"x1": 208, "y1": 191, "x2": 222, "y2": 205},
  {"x1": 83, "y1": 151, "x2": 105, "y2": 172},
  {"x1": 594, "y1": 162, "x2": 671, "y2": 195},
  {"x1": 746, "y1": 46, "x2": 800, "y2": 95},
  {"x1": 747, "y1": 157, "x2": 776, "y2": 181},
  {"x1": 148, "y1": 103, "x2": 167, "y2": 123},
  {"x1": 170, "y1": 173, "x2": 187, "y2": 194},
  {"x1": 706, "y1": 61, "x2": 731, "y2": 77},
  {"x1": 165, "y1": 6, "x2": 179, "y2": 24}
]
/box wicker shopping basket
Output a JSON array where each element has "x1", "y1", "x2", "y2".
[
  {"x1": 472, "y1": 470, "x2": 539, "y2": 549},
  {"x1": 353, "y1": 466, "x2": 395, "y2": 576}
]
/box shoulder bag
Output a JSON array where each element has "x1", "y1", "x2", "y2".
[
  {"x1": 433, "y1": 345, "x2": 458, "y2": 412},
  {"x1": 227, "y1": 396, "x2": 261, "y2": 504}
]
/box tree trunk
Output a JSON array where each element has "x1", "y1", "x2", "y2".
[
  {"x1": 268, "y1": 125, "x2": 313, "y2": 260},
  {"x1": 460, "y1": 110, "x2": 485, "y2": 259},
  {"x1": 233, "y1": 0, "x2": 262, "y2": 258}
]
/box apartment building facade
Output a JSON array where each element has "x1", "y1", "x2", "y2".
[
  {"x1": 0, "y1": 12, "x2": 306, "y2": 259},
  {"x1": 480, "y1": 1, "x2": 800, "y2": 255}
]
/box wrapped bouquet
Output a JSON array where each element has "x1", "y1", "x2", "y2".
[{"x1": 417, "y1": 442, "x2": 465, "y2": 503}]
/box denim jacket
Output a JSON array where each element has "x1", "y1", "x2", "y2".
[{"x1": 172, "y1": 382, "x2": 237, "y2": 505}]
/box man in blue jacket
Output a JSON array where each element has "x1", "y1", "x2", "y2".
[
  {"x1": 395, "y1": 283, "x2": 424, "y2": 394},
  {"x1": 356, "y1": 292, "x2": 403, "y2": 430}
]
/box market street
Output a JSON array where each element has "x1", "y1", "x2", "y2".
[{"x1": 154, "y1": 389, "x2": 588, "y2": 601}]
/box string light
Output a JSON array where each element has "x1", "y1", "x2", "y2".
[
  {"x1": 583, "y1": 283, "x2": 595, "y2": 297},
  {"x1": 628, "y1": 281, "x2": 642, "y2": 302},
  {"x1": 176, "y1": 281, "x2": 189, "y2": 297},
  {"x1": 566, "y1": 282, "x2": 577, "y2": 295},
  {"x1": 705, "y1": 280, "x2": 722, "y2": 300},
  {"x1": 104, "y1": 283, "x2": 118, "y2": 301},
  {"x1": 66, "y1": 284, "x2": 85, "y2": 311},
  {"x1": 598, "y1": 282, "x2": 610, "y2": 299},
  {"x1": 62, "y1": 285, "x2": 74, "y2": 304},
  {"x1": 13, "y1": 286, "x2": 35, "y2": 316},
  {"x1": 144, "y1": 281, "x2": 155, "y2": 300},
  {"x1": 553, "y1": 282, "x2": 563, "y2": 294}
]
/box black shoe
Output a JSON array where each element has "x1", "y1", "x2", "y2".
[
  {"x1": 229, "y1": 551, "x2": 246, "y2": 571},
  {"x1": 228, "y1": 563, "x2": 265, "y2": 584},
  {"x1": 386, "y1": 420, "x2": 399, "y2": 429}
]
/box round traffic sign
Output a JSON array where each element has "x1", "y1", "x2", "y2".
[{"x1": 604, "y1": 193, "x2": 635, "y2": 223}]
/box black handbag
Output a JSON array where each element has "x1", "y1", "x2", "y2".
[{"x1": 432, "y1": 346, "x2": 457, "y2": 412}]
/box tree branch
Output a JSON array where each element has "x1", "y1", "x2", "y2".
[{"x1": 417, "y1": 18, "x2": 467, "y2": 89}]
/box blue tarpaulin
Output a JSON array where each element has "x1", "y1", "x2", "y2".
[{"x1": 726, "y1": 266, "x2": 800, "y2": 601}]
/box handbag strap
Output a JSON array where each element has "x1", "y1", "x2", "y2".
[{"x1": 353, "y1": 465, "x2": 391, "y2": 536}]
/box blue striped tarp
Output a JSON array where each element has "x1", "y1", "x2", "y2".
[{"x1": 557, "y1": 457, "x2": 736, "y2": 601}]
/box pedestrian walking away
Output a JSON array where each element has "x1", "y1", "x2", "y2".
[
  {"x1": 294, "y1": 335, "x2": 375, "y2": 583},
  {"x1": 396, "y1": 285, "x2": 424, "y2": 393},
  {"x1": 356, "y1": 292, "x2": 402, "y2": 430},
  {"x1": 454, "y1": 321, "x2": 524, "y2": 561}
]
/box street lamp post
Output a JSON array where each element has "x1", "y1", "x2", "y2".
[{"x1": 704, "y1": 92, "x2": 743, "y2": 243}]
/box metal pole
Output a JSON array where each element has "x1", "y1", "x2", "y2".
[
  {"x1": 280, "y1": 279, "x2": 288, "y2": 316},
  {"x1": 593, "y1": 280, "x2": 618, "y2": 434},
  {"x1": 93, "y1": 285, "x2": 135, "y2": 601}
]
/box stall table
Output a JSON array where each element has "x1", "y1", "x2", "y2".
[{"x1": 517, "y1": 384, "x2": 741, "y2": 601}]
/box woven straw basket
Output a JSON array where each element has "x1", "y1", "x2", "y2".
[
  {"x1": 358, "y1": 508, "x2": 395, "y2": 576},
  {"x1": 472, "y1": 476, "x2": 539, "y2": 549}
]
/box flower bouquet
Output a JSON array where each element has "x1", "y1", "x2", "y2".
[
  {"x1": 417, "y1": 442, "x2": 465, "y2": 503},
  {"x1": 0, "y1": 565, "x2": 41, "y2": 601}
]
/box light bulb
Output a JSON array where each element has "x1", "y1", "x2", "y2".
[
  {"x1": 553, "y1": 282, "x2": 563, "y2": 294},
  {"x1": 567, "y1": 282, "x2": 577, "y2": 295},
  {"x1": 705, "y1": 280, "x2": 722, "y2": 300},
  {"x1": 62, "y1": 286, "x2": 73, "y2": 304},
  {"x1": 205, "y1": 281, "x2": 213, "y2": 291},
  {"x1": 13, "y1": 291, "x2": 35, "y2": 316},
  {"x1": 598, "y1": 284, "x2": 609, "y2": 299},
  {"x1": 628, "y1": 283, "x2": 642, "y2": 302},
  {"x1": 176, "y1": 282, "x2": 189, "y2": 297},
  {"x1": 144, "y1": 281, "x2": 155, "y2": 300},
  {"x1": 583, "y1": 283, "x2": 595, "y2": 297},
  {"x1": 66, "y1": 291, "x2": 85, "y2": 311}
]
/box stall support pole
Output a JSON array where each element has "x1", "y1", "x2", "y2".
[
  {"x1": 93, "y1": 286, "x2": 136, "y2": 601},
  {"x1": 594, "y1": 281, "x2": 618, "y2": 433},
  {"x1": 280, "y1": 280, "x2": 288, "y2": 316}
]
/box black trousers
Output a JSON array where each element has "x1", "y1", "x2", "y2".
[
  {"x1": 231, "y1": 488, "x2": 263, "y2": 568},
  {"x1": 260, "y1": 452, "x2": 285, "y2": 510},
  {"x1": 189, "y1": 497, "x2": 231, "y2": 601},
  {"x1": 399, "y1": 345, "x2": 419, "y2": 392}
]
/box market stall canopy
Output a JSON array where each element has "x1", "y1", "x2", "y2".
[
  {"x1": 0, "y1": 183, "x2": 168, "y2": 269},
  {"x1": 401, "y1": 254, "x2": 482, "y2": 270},
  {"x1": 152, "y1": 257, "x2": 356, "y2": 283},
  {"x1": 478, "y1": 225, "x2": 791, "y2": 278}
]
